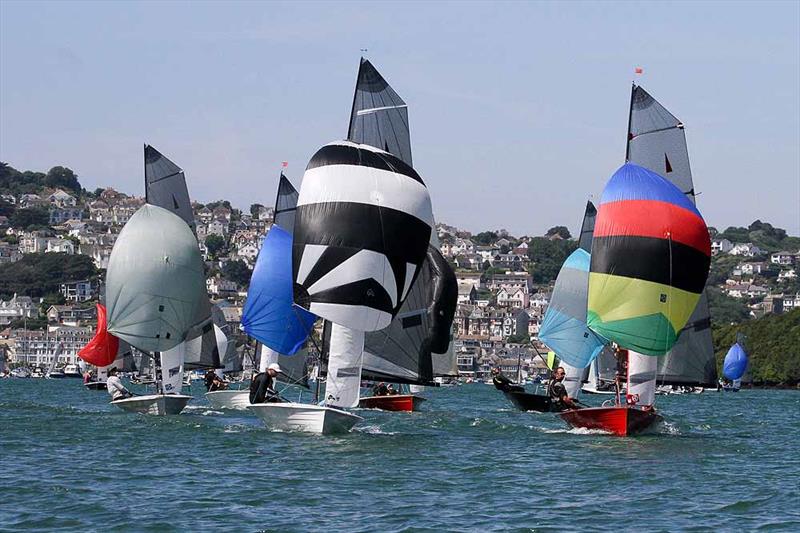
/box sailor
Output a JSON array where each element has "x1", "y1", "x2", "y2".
[
  {"x1": 372, "y1": 382, "x2": 389, "y2": 396},
  {"x1": 386, "y1": 384, "x2": 399, "y2": 396},
  {"x1": 203, "y1": 369, "x2": 216, "y2": 391},
  {"x1": 491, "y1": 367, "x2": 524, "y2": 393},
  {"x1": 547, "y1": 366, "x2": 580, "y2": 411},
  {"x1": 249, "y1": 363, "x2": 282, "y2": 404},
  {"x1": 106, "y1": 368, "x2": 133, "y2": 401}
]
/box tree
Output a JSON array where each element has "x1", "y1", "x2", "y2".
[
  {"x1": 0, "y1": 198, "x2": 14, "y2": 217},
  {"x1": 223, "y1": 260, "x2": 252, "y2": 287},
  {"x1": 472, "y1": 231, "x2": 498, "y2": 245},
  {"x1": 250, "y1": 203, "x2": 265, "y2": 217},
  {"x1": 45, "y1": 166, "x2": 81, "y2": 194},
  {"x1": 204, "y1": 235, "x2": 226, "y2": 259},
  {"x1": 9, "y1": 207, "x2": 50, "y2": 230},
  {"x1": 527, "y1": 237, "x2": 577, "y2": 284},
  {"x1": 0, "y1": 252, "x2": 97, "y2": 299},
  {"x1": 545, "y1": 226, "x2": 572, "y2": 239}
]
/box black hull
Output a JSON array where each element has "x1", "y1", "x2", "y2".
[
  {"x1": 503, "y1": 391, "x2": 554, "y2": 413},
  {"x1": 85, "y1": 382, "x2": 107, "y2": 391}
]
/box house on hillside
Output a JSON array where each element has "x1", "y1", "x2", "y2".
[
  {"x1": 729, "y1": 242, "x2": 763, "y2": 257},
  {"x1": 771, "y1": 251, "x2": 797, "y2": 266},
  {"x1": 711, "y1": 238, "x2": 733, "y2": 254},
  {"x1": 48, "y1": 189, "x2": 77, "y2": 207},
  {"x1": 60, "y1": 280, "x2": 94, "y2": 302}
]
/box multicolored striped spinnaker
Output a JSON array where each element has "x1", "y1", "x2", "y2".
[{"x1": 587, "y1": 163, "x2": 711, "y2": 355}]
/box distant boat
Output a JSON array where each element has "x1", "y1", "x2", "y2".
[
  {"x1": 63, "y1": 363, "x2": 82, "y2": 378},
  {"x1": 722, "y1": 340, "x2": 748, "y2": 392}
]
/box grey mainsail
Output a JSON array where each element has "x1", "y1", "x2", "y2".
[
  {"x1": 274, "y1": 173, "x2": 299, "y2": 232},
  {"x1": 578, "y1": 201, "x2": 597, "y2": 252},
  {"x1": 626, "y1": 84, "x2": 717, "y2": 387},
  {"x1": 144, "y1": 145, "x2": 196, "y2": 233},
  {"x1": 346, "y1": 58, "x2": 458, "y2": 383},
  {"x1": 362, "y1": 245, "x2": 458, "y2": 385},
  {"x1": 348, "y1": 58, "x2": 412, "y2": 166}
]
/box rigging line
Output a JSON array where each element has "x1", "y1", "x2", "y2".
[{"x1": 147, "y1": 170, "x2": 184, "y2": 184}]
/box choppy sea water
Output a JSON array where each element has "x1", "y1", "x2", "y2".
[{"x1": 0, "y1": 379, "x2": 798, "y2": 532}]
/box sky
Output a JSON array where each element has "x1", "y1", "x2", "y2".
[{"x1": 1, "y1": 0, "x2": 798, "y2": 237}]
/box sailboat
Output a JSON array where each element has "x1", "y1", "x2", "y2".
[
  {"x1": 45, "y1": 341, "x2": 65, "y2": 379},
  {"x1": 508, "y1": 202, "x2": 605, "y2": 412},
  {"x1": 79, "y1": 303, "x2": 135, "y2": 390},
  {"x1": 241, "y1": 173, "x2": 361, "y2": 432},
  {"x1": 558, "y1": 162, "x2": 712, "y2": 435},
  {"x1": 722, "y1": 339, "x2": 748, "y2": 392},
  {"x1": 214, "y1": 174, "x2": 318, "y2": 411},
  {"x1": 276, "y1": 125, "x2": 434, "y2": 432},
  {"x1": 345, "y1": 58, "x2": 458, "y2": 411}
]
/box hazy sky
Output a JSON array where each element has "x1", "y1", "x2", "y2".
[{"x1": 1, "y1": 1, "x2": 798, "y2": 236}]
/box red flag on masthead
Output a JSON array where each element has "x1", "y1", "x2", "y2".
[
  {"x1": 281, "y1": 161, "x2": 288, "y2": 168},
  {"x1": 634, "y1": 67, "x2": 644, "y2": 74}
]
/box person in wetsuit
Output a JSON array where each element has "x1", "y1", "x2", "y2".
[
  {"x1": 491, "y1": 367, "x2": 525, "y2": 393},
  {"x1": 249, "y1": 363, "x2": 282, "y2": 403},
  {"x1": 547, "y1": 366, "x2": 580, "y2": 411},
  {"x1": 372, "y1": 382, "x2": 390, "y2": 396}
]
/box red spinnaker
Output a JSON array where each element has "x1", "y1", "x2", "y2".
[{"x1": 78, "y1": 303, "x2": 119, "y2": 367}]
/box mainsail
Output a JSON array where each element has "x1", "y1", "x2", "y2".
[
  {"x1": 348, "y1": 58, "x2": 412, "y2": 166},
  {"x1": 627, "y1": 85, "x2": 717, "y2": 386},
  {"x1": 348, "y1": 59, "x2": 458, "y2": 384},
  {"x1": 144, "y1": 145, "x2": 195, "y2": 233},
  {"x1": 274, "y1": 173, "x2": 299, "y2": 232},
  {"x1": 106, "y1": 204, "x2": 210, "y2": 353},
  {"x1": 539, "y1": 201, "x2": 606, "y2": 369},
  {"x1": 587, "y1": 163, "x2": 711, "y2": 356},
  {"x1": 362, "y1": 245, "x2": 457, "y2": 385}
]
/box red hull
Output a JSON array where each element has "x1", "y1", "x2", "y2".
[
  {"x1": 358, "y1": 394, "x2": 426, "y2": 412},
  {"x1": 557, "y1": 406, "x2": 662, "y2": 436}
]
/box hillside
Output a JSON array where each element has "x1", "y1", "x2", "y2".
[{"x1": 712, "y1": 309, "x2": 800, "y2": 386}]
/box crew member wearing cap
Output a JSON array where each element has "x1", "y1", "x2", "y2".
[{"x1": 249, "y1": 363, "x2": 282, "y2": 404}]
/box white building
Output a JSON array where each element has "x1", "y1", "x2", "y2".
[
  {"x1": 711, "y1": 238, "x2": 733, "y2": 254},
  {"x1": 11, "y1": 325, "x2": 93, "y2": 367},
  {"x1": 0, "y1": 295, "x2": 39, "y2": 326},
  {"x1": 729, "y1": 242, "x2": 763, "y2": 257}
]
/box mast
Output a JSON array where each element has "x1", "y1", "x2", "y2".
[{"x1": 625, "y1": 82, "x2": 635, "y2": 162}]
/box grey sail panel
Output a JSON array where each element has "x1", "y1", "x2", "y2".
[
  {"x1": 106, "y1": 204, "x2": 211, "y2": 353},
  {"x1": 274, "y1": 173, "x2": 299, "y2": 234},
  {"x1": 144, "y1": 145, "x2": 196, "y2": 233},
  {"x1": 347, "y1": 58, "x2": 412, "y2": 166},
  {"x1": 656, "y1": 293, "x2": 717, "y2": 386},
  {"x1": 362, "y1": 246, "x2": 457, "y2": 385},
  {"x1": 626, "y1": 84, "x2": 717, "y2": 387},
  {"x1": 577, "y1": 201, "x2": 597, "y2": 252}
]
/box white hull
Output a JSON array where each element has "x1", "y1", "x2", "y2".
[
  {"x1": 581, "y1": 386, "x2": 618, "y2": 395},
  {"x1": 111, "y1": 394, "x2": 192, "y2": 415},
  {"x1": 205, "y1": 390, "x2": 251, "y2": 410},
  {"x1": 248, "y1": 403, "x2": 362, "y2": 435}
]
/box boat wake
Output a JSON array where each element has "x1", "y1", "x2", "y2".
[
  {"x1": 533, "y1": 425, "x2": 612, "y2": 436},
  {"x1": 354, "y1": 425, "x2": 396, "y2": 435}
]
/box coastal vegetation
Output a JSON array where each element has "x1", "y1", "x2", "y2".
[
  {"x1": 712, "y1": 309, "x2": 800, "y2": 386},
  {"x1": 0, "y1": 253, "x2": 98, "y2": 300}
]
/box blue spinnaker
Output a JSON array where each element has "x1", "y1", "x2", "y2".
[
  {"x1": 242, "y1": 225, "x2": 316, "y2": 354},
  {"x1": 539, "y1": 248, "x2": 607, "y2": 368},
  {"x1": 722, "y1": 342, "x2": 748, "y2": 381}
]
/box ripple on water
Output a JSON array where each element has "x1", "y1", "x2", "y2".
[{"x1": 0, "y1": 380, "x2": 798, "y2": 530}]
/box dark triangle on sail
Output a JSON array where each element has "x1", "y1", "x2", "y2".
[
  {"x1": 362, "y1": 246, "x2": 457, "y2": 385},
  {"x1": 274, "y1": 173, "x2": 299, "y2": 234},
  {"x1": 144, "y1": 145, "x2": 196, "y2": 233},
  {"x1": 625, "y1": 84, "x2": 717, "y2": 386},
  {"x1": 577, "y1": 201, "x2": 597, "y2": 252},
  {"x1": 347, "y1": 58, "x2": 412, "y2": 166}
]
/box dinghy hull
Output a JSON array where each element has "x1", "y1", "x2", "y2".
[
  {"x1": 557, "y1": 406, "x2": 662, "y2": 436},
  {"x1": 503, "y1": 391, "x2": 553, "y2": 413},
  {"x1": 248, "y1": 403, "x2": 362, "y2": 435},
  {"x1": 358, "y1": 394, "x2": 425, "y2": 412},
  {"x1": 84, "y1": 381, "x2": 107, "y2": 391},
  {"x1": 111, "y1": 394, "x2": 192, "y2": 415},
  {"x1": 205, "y1": 390, "x2": 251, "y2": 410}
]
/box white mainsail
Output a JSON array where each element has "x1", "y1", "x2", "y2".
[{"x1": 324, "y1": 324, "x2": 364, "y2": 409}]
